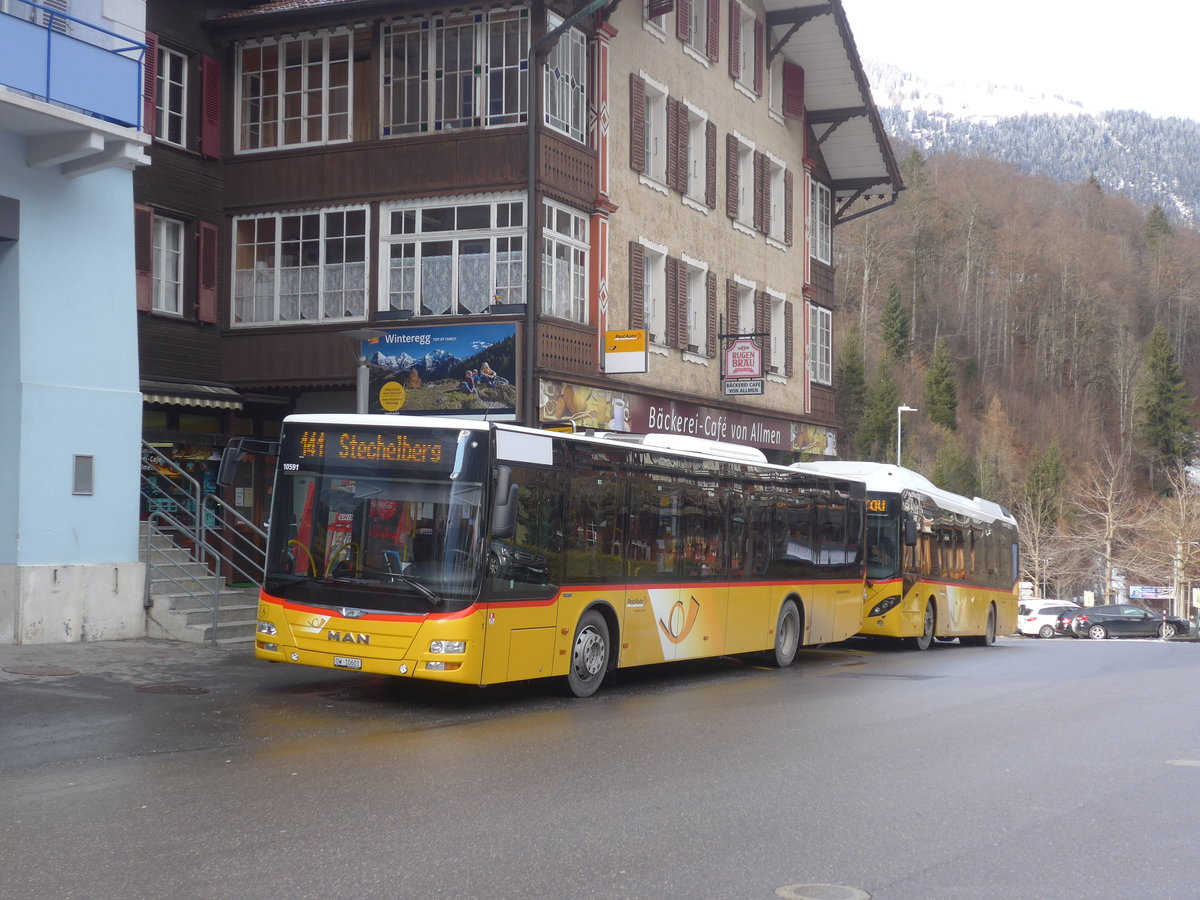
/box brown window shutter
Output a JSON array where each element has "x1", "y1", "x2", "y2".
[
  {"x1": 755, "y1": 289, "x2": 770, "y2": 371},
  {"x1": 629, "y1": 242, "x2": 645, "y2": 330},
  {"x1": 666, "y1": 256, "x2": 681, "y2": 350},
  {"x1": 705, "y1": 120, "x2": 717, "y2": 208},
  {"x1": 143, "y1": 33, "x2": 158, "y2": 137},
  {"x1": 726, "y1": 278, "x2": 739, "y2": 333},
  {"x1": 728, "y1": 0, "x2": 739, "y2": 81},
  {"x1": 677, "y1": 0, "x2": 691, "y2": 42},
  {"x1": 200, "y1": 56, "x2": 222, "y2": 159},
  {"x1": 753, "y1": 20, "x2": 764, "y2": 96},
  {"x1": 135, "y1": 204, "x2": 154, "y2": 311},
  {"x1": 784, "y1": 299, "x2": 794, "y2": 377},
  {"x1": 725, "y1": 133, "x2": 739, "y2": 218},
  {"x1": 667, "y1": 97, "x2": 683, "y2": 193},
  {"x1": 197, "y1": 221, "x2": 219, "y2": 324},
  {"x1": 782, "y1": 61, "x2": 805, "y2": 118},
  {"x1": 753, "y1": 151, "x2": 766, "y2": 233},
  {"x1": 648, "y1": 0, "x2": 674, "y2": 18},
  {"x1": 630, "y1": 74, "x2": 646, "y2": 173},
  {"x1": 705, "y1": 270, "x2": 718, "y2": 357},
  {"x1": 784, "y1": 168, "x2": 794, "y2": 245},
  {"x1": 706, "y1": 0, "x2": 720, "y2": 62}
]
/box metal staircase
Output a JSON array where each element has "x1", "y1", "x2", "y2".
[{"x1": 140, "y1": 443, "x2": 266, "y2": 647}]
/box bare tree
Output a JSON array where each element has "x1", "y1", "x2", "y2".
[
  {"x1": 1133, "y1": 462, "x2": 1200, "y2": 620},
  {"x1": 1063, "y1": 448, "x2": 1143, "y2": 605}
]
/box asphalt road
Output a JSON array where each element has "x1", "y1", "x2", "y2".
[{"x1": 3, "y1": 634, "x2": 1199, "y2": 899}]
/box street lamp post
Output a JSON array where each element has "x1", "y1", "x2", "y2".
[{"x1": 896, "y1": 405, "x2": 917, "y2": 467}]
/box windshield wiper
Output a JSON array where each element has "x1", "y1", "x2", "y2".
[{"x1": 386, "y1": 572, "x2": 443, "y2": 606}]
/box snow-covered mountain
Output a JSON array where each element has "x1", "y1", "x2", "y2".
[{"x1": 865, "y1": 61, "x2": 1200, "y2": 224}]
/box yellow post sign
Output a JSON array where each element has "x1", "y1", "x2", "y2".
[{"x1": 603, "y1": 329, "x2": 648, "y2": 374}]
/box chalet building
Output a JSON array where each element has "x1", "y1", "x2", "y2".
[{"x1": 136, "y1": 0, "x2": 900, "y2": 529}]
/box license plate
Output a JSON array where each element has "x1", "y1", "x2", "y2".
[{"x1": 333, "y1": 656, "x2": 362, "y2": 670}]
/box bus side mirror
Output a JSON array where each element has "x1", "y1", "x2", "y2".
[
  {"x1": 216, "y1": 440, "x2": 242, "y2": 486},
  {"x1": 492, "y1": 466, "x2": 517, "y2": 539},
  {"x1": 904, "y1": 517, "x2": 918, "y2": 547}
]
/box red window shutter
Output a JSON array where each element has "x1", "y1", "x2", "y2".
[
  {"x1": 753, "y1": 20, "x2": 764, "y2": 96},
  {"x1": 142, "y1": 33, "x2": 158, "y2": 137},
  {"x1": 784, "y1": 299, "x2": 794, "y2": 377},
  {"x1": 200, "y1": 56, "x2": 222, "y2": 159},
  {"x1": 728, "y1": 0, "x2": 739, "y2": 80},
  {"x1": 784, "y1": 168, "x2": 794, "y2": 245},
  {"x1": 135, "y1": 204, "x2": 154, "y2": 311},
  {"x1": 630, "y1": 74, "x2": 646, "y2": 173},
  {"x1": 705, "y1": 120, "x2": 717, "y2": 209},
  {"x1": 782, "y1": 61, "x2": 805, "y2": 118},
  {"x1": 197, "y1": 221, "x2": 219, "y2": 324},
  {"x1": 677, "y1": 0, "x2": 691, "y2": 42},
  {"x1": 705, "y1": 270, "x2": 717, "y2": 358},
  {"x1": 726, "y1": 133, "x2": 739, "y2": 218},
  {"x1": 706, "y1": 0, "x2": 720, "y2": 61},
  {"x1": 629, "y1": 242, "x2": 645, "y2": 330},
  {"x1": 726, "y1": 279, "x2": 739, "y2": 333},
  {"x1": 647, "y1": 0, "x2": 674, "y2": 18}
]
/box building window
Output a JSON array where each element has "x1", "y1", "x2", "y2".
[
  {"x1": 382, "y1": 9, "x2": 528, "y2": 137},
  {"x1": 541, "y1": 200, "x2": 588, "y2": 323},
  {"x1": 685, "y1": 0, "x2": 707, "y2": 56},
  {"x1": 810, "y1": 180, "x2": 832, "y2": 264},
  {"x1": 736, "y1": 280, "x2": 754, "y2": 332},
  {"x1": 382, "y1": 195, "x2": 524, "y2": 316},
  {"x1": 155, "y1": 46, "x2": 188, "y2": 148},
  {"x1": 152, "y1": 216, "x2": 185, "y2": 316},
  {"x1": 232, "y1": 207, "x2": 368, "y2": 325},
  {"x1": 809, "y1": 304, "x2": 832, "y2": 384},
  {"x1": 544, "y1": 13, "x2": 587, "y2": 143},
  {"x1": 732, "y1": 1, "x2": 761, "y2": 94},
  {"x1": 236, "y1": 31, "x2": 353, "y2": 152},
  {"x1": 727, "y1": 136, "x2": 754, "y2": 226},
  {"x1": 643, "y1": 244, "x2": 668, "y2": 346},
  {"x1": 685, "y1": 104, "x2": 708, "y2": 204},
  {"x1": 683, "y1": 258, "x2": 708, "y2": 353},
  {"x1": 643, "y1": 78, "x2": 668, "y2": 185},
  {"x1": 767, "y1": 156, "x2": 786, "y2": 241},
  {"x1": 768, "y1": 291, "x2": 786, "y2": 373},
  {"x1": 644, "y1": 0, "x2": 668, "y2": 32}
]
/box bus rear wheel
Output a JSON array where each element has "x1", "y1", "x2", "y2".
[
  {"x1": 910, "y1": 600, "x2": 935, "y2": 650},
  {"x1": 964, "y1": 604, "x2": 997, "y2": 646},
  {"x1": 566, "y1": 610, "x2": 610, "y2": 698},
  {"x1": 768, "y1": 599, "x2": 801, "y2": 667}
]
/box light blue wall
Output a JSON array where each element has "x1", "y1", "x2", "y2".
[{"x1": 0, "y1": 131, "x2": 142, "y2": 566}]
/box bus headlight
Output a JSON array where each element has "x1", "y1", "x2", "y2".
[
  {"x1": 429, "y1": 640, "x2": 466, "y2": 654},
  {"x1": 869, "y1": 595, "x2": 901, "y2": 617},
  {"x1": 257, "y1": 620, "x2": 277, "y2": 636}
]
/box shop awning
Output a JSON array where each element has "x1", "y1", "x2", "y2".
[{"x1": 141, "y1": 379, "x2": 245, "y2": 410}]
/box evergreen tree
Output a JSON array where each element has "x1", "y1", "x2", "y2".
[
  {"x1": 854, "y1": 363, "x2": 901, "y2": 462},
  {"x1": 924, "y1": 337, "x2": 958, "y2": 430},
  {"x1": 1137, "y1": 322, "x2": 1196, "y2": 483},
  {"x1": 880, "y1": 282, "x2": 911, "y2": 362},
  {"x1": 930, "y1": 428, "x2": 977, "y2": 497},
  {"x1": 835, "y1": 329, "x2": 867, "y2": 447},
  {"x1": 1143, "y1": 203, "x2": 1172, "y2": 251},
  {"x1": 1023, "y1": 444, "x2": 1066, "y2": 532}
]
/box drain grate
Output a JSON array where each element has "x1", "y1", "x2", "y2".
[{"x1": 135, "y1": 684, "x2": 210, "y2": 695}]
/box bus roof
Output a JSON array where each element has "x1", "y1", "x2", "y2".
[{"x1": 796, "y1": 460, "x2": 1015, "y2": 526}]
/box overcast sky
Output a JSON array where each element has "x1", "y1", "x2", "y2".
[{"x1": 841, "y1": 0, "x2": 1200, "y2": 121}]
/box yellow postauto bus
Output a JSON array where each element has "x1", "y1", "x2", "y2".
[
  {"x1": 798, "y1": 461, "x2": 1019, "y2": 648},
  {"x1": 248, "y1": 414, "x2": 868, "y2": 696}
]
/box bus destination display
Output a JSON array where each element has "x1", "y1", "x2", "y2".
[{"x1": 289, "y1": 429, "x2": 455, "y2": 470}]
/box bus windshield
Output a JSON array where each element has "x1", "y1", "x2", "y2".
[
  {"x1": 263, "y1": 424, "x2": 491, "y2": 613},
  {"x1": 866, "y1": 493, "x2": 901, "y2": 581}
]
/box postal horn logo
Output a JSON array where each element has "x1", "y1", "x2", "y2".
[{"x1": 658, "y1": 596, "x2": 701, "y2": 644}]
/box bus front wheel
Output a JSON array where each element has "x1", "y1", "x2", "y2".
[
  {"x1": 911, "y1": 600, "x2": 935, "y2": 650},
  {"x1": 566, "y1": 610, "x2": 610, "y2": 698},
  {"x1": 769, "y1": 599, "x2": 801, "y2": 667}
]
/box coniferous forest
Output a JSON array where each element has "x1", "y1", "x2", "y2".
[{"x1": 833, "y1": 148, "x2": 1200, "y2": 609}]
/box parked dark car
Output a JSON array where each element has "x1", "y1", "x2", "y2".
[
  {"x1": 1054, "y1": 607, "x2": 1087, "y2": 636},
  {"x1": 1067, "y1": 604, "x2": 1190, "y2": 640},
  {"x1": 487, "y1": 539, "x2": 549, "y2": 583}
]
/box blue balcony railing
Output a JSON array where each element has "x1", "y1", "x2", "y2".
[{"x1": 0, "y1": 0, "x2": 145, "y2": 129}]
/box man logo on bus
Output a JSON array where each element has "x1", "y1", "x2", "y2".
[{"x1": 659, "y1": 596, "x2": 701, "y2": 644}]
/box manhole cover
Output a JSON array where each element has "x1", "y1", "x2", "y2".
[
  {"x1": 135, "y1": 684, "x2": 209, "y2": 695},
  {"x1": 3, "y1": 665, "x2": 78, "y2": 676},
  {"x1": 776, "y1": 885, "x2": 871, "y2": 900}
]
